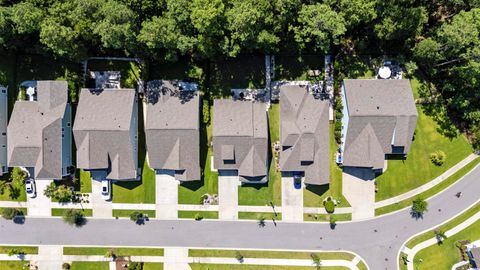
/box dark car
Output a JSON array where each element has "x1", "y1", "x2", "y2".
[{"x1": 293, "y1": 174, "x2": 302, "y2": 189}]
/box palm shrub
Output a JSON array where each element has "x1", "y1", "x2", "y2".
[
  {"x1": 329, "y1": 215, "x2": 337, "y2": 229},
  {"x1": 129, "y1": 211, "x2": 144, "y2": 223},
  {"x1": 411, "y1": 197, "x2": 428, "y2": 218},
  {"x1": 1, "y1": 208, "x2": 18, "y2": 220},
  {"x1": 62, "y1": 209, "x2": 84, "y2": 226},
  {"x1": 62, "y1": 263, "x2": 71, "y2": 270},
  {"x1": 235, "y1": 251, "x2": 244, "y2": 263},
  {"x1": 310, "y1": 253, "x2": 321, "y2": 268}
]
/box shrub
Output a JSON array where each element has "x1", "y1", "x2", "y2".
[
  {"x1": 430, "y1": 151, "x2": 446, "y2": 166},
  {"x1": 62, "y1": 262, "x2": 71, "y2": 270},
  {"x1": 130, "y1": 211, "x2": 144, "y2": 223},
  {"x1": 62, "y1": 209, "x2": 85, "y2": 226},
  {"x1": 44, "y1": 183, "x2": 75, "y2": 202},
  {"x1": 235, "y1": 251, "x2": 244, "y2": 263},
  {"x1": 202, "y1": 100, "x2": 210, "y2": 124},
  {"x1": 1, "y1": 208, "x2": 17, "y2": 220},
  {"x1": 128, "y1": 262, "x2": 143, "y2": 270},
  {"x1": 404, "y1": 61, "x2": 418, "y2": 78},
  {"x1": 323, "y1": 197, "x2": 335, "y2": 213},
  {"x1": 194, "y1": 213, "x2": 203, "y2": 221},
  {"x1": 310, "y1": 253, "x2": 321, "y2": 267}
]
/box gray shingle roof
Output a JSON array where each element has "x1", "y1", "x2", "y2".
[
  {"x1": 145, "y1": 90, "x2": 200, "y2": 181},
  {"x1": 471, "y1": 247, "x2": 480, "y2": 263},
  {"x1": 342, "y1": 79, "x2": 418, "y2": 169},
  {"x1": 279, "y1": 85, "x2": 330, "y2": 185},
  {"x1": 74, "y1": 88, "x2": 138, "y2": 181},
  {"x1": 212, "y1": 99, "x2": 268, "y2": 183},
  {"x1": 7, "y1": 81, "x2": 68, "y2": 179}
]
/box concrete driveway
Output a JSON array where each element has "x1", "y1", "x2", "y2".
[
  {"x1": 91, "y1": 180, "x2": 112, "y2": 218},
  {"x1": 281, "y1": 172, "x2": 304, "y2": 222},
  {"x1": 342, "y1": 167, "x2": 375, "y2": 220},
  {"x1": 27, "y1": 180, "x2": 52, "y2": 217},
  {"x1": 218, "y1": 170, "x2": 239, "y2": 220},
  {"x1": 156, "y1": 170, "x2": 178, "y2": 219}
]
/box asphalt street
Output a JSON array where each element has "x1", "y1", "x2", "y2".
[{"x1": 1, "y1": 165, "x2": 479, "y2": 270}]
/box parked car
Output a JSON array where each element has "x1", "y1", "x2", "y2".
[
  {"x1": 101, "y1": 180, "x2": 111, "y2": 201},
  {"x1": 293, "y1": 173, "x2": 302, "y2": 189},
  {"x1": 25, "y1": 179, "x2": 36, "y2": 198}
]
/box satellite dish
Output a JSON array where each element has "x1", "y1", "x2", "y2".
[{"x1": 378, "y1": 66, "x2": 392, "y2": 79}]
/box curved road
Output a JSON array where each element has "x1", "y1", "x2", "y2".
[{"x1": 1, "y1": 166, "x2": 480, "y2": 270}]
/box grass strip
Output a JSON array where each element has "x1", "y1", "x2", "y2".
[
  {"x1": 63, "y1": 247, "x2": 164, "y2": 256},
  {"x1": 188, "y1": 249, "x2": 355, "y2": 261},
  {"x1": 178, "y1": 211, "x2": 218, "y2": 219},
  {"x1": 112, "y1": 209, "x2": 156, "y2": 218},
  {"x1": 238, "y1": 212, "x2": 282, "y2": 220},
  {"x1": 51, "y1": 208, "x2": 92, "y2": 217},
  {"x1": 303, "y1": 213, "x2": 352, "y2": 222}
]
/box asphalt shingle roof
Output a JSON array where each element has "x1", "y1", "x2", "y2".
[
  {"x1": 7, "y1": 81, "x2": 68, "y2": 179},
  {"x1": 145, "y1": 88, "x2": 200, "y2": 181},
  {"x1": 74, "y1": 88, "x2": 138, "y2": 181},
  {"x1": 342, "y1": 79, "x2": 418, "y2": 169},
  {"x1": 213, "y1": 99, "x2": 268, "y2": 183},
  {"x1": 279, "y1": 85, "x2": 330, "y2": 185}
]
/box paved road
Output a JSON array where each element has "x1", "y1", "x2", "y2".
[{"x1": 1, "y1": 166, "x2": 480, "y2": 270}]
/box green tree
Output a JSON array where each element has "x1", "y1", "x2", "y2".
[
  {"x1": 129, "y1": 211, "x2": 144, "y2": 223},
  {"x1": 190, "y1": 0, "x2": 225, "y2": 58},
  {"x1": 411, "y1": 197, "x2": 428, "y2": 218},
  {"x1": 374, "y1": 5, "x2": 427, "y2": 41},
  {"x1": 334, "y1": 0, "x2": 377, "y2": 28},
  {"x1": 9, "y1": 2, "x2": 44, "y2": 34},
  {"x1": 62, "y1": 209, "x2": 85, "y2": 226},
  {"x1": 292, "y1": 3, "x2": 346, "y2": 53}
]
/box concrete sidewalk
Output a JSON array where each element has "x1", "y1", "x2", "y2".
[{"x1": 376, "y1": 153, "x2": 479, "y2": 208}]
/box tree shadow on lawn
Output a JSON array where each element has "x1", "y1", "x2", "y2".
[
  {"x1": 114, "y1": 180, "x2": 143, "y2": 190},
  {"x1": 275, "y1": 54, "x2": 324, "y2": 80},
  {"x1": 306, "y1": 184, "x2": 329, "y2": 197}
]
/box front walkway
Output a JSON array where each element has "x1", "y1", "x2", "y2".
[
  {"x1": 281, "y1": 173, "x2": 304, "y2": 222},
  {"x1": 155, "y1": 170, "x2": 178, "y2": 219},
  {"x1": 218, "y1": 170, "x2": 239, "y2": 220},
  {"x1": 27, "y1": 180, "x2": 52, "y2": 217},
  {"x1": 91, "y1": 180, "x2": 112, "y2": 218},
  {"x1": 404, "y1": 210, "x2": 480, "y2": 270},
  {"x1": 342, "y1": 167, "x2": 375, "y2": 220}
]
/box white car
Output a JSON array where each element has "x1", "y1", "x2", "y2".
[
  {"x1": 101, "y1": 180, "x2": 111, "y2": 201},
  {"x1": 25, "y1": 179, "x2": 36, "y2": 198}
]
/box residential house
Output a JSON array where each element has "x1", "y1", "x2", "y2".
[
  {"x1": 279, "y1": 84, "x2": 330, "y2": 185},
  {"x1": 145, "y1": 81, "x2": 200, "y2": 181},
  {"x1": 340, "y1": 79, "x2": 418, "y2": 171},
  {"x1": 212, "y1": 99, "x2": 268, "y2": 183},
  {"x1": 0, "y1": 86, "x2": 7, "y2": 175},
  {"x1": 74, "y1": 88, "x2": 138, "y2": 181},
  {"x1": 7, "y1": 81, "x2": 72, "y2": 179},
  {"x1": 467, "y1": 240, "x2": 480, "y2": 268}
]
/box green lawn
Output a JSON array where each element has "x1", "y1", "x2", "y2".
[
  {"x1": 406, "y1": 203, "x2": 480, "y2": 249},
  {"x1": 0, "y1": 246, "x2": 38, "y2": 254},
  {"x1": 190, "y1": 264, "x2": 348, "y2": 270},
  {"x1": 79, "y1": 170, "x2": 92, "y2": 193},
  {"x1": 112, "y1": 209, "x2": 156, "y2": 218},
  {"x1": 51, "y1": 208, "x2": 92, "y2": 217},
  {"x1": 303, "y1": 213, "x2": 352, "y2": 222},
  {"x1": 189, "y1": 249, "x2": 355, "y2": 261},
  {"x1": 70, "y1": 262, "x2": 109, "y2": 270},
  {"x1": 304, "y1": 125, "x2": 349, "y2": 207},
  {"x1": 357, "y1": 261, "x2": 368, "y2": 270},
  {"x1": 143, "y1": 263, "x2": 164, "y2": 270},
  {"x1": 375, "y1": 157, "x2": 480, "y2": 216},
  {"x1": 113, "y1": 101, "x2": 155, "y2": 204},
  {"x1": 0, "y1": 261, "x2": 29, "y2": 270},
  {"x1": 238, "y1": 103, "x2": 281, "y2": 206},
  {"x1": 178, "y1": 104, "x2": 218, "y2": 204},
  {"x1": 0, "y1": 174, "x2": 27, "y2": 202},
  {"x1": 63, "y1": 247, "x2": 164, "y2": 256},
  {"x1": 414, "y1": 219, "x2": 480, "y2": 270},
  {"x1": 238, "y1": 212, "x2": 281, "y2": 221},
  {"x1": 178, "y1": 211, "x2": 218, "y2": 219},
  {"x1": 375, "y1": 105, "x2": 472, "y2": 201}
]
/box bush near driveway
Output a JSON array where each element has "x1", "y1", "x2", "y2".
[{"x1": 62, "y1": 209, "x2": 85, "y2": 226}]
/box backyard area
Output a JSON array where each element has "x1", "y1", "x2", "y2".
[
  {"x1": 303, "y1": 125, "x2": 349, "y2": 207},
  {"x1": 238, "y1": 103, "x2": 281, "y2": 206},
  {"x1": 275, "y1": 55, "x2": 325, "y2": 81}
]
